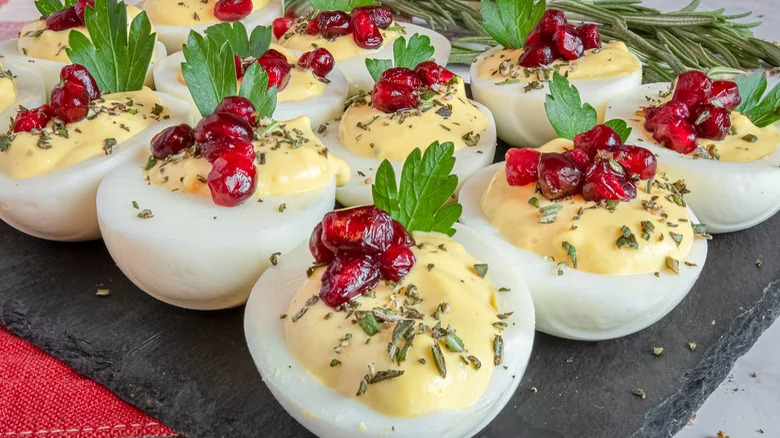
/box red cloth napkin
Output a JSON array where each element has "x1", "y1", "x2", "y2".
[{"x1": 0, "y1": 327, "x2": 176, "y2": 437}]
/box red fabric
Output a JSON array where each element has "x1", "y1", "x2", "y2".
[{"x1": 0, "y1": 327, "x2": 176, "y2": 437}]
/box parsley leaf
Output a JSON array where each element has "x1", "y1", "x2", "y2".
[
  {"x1": 372, "y1": 141, "x2": 461, "y2": 236},
  {"x1": 365, "y1": 58, "x2": 393, "y2": 82},
  {"x1": 204, "y1": 21, "x2": 271, "y2": 59},
  {"x1": 544, "y1": 72, "x2": 598, "y2": 139},
  {"x1": 309, "y1": 0, "x2": 375, "y2": 12},
  {"x1": 182, "y1": 31, "x2": 237, "y2": 116},
  {"x1": 67, "y1": 0, "x2": 156, "y2": 93},
  {"x1": 480, "y1": 0, "x2": 546, "y2": 49},
  {"x1": 735, "y1": 72, "x2": 779, "y2": 128},
  {"x1": 735, "y1": 72, "x2": 766, "y2": 114},
  {"x1": 748, "y1": 83, "x2": 780, "y2": 127},
  {"x1": 35, "y1": 0, "x2": 75, "y2": 15},
  {"x1": 364, "y1": 34, "x2": 435, "y2": 82},
  {"x1": 603, "y1": 119, "x2": 632, "y2": 143},
  {"x1": 238, "y1": 62, "x2": 277, "y2": 119}
]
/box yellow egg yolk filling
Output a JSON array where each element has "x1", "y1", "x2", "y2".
[
  {"x1": 337, "y1": 78, "x2": 488, "y2": 161},
  {"x1": 144, "y1": 0, "x2": 269, "y2": 25},
  {"x1": 482, "y1": 138, "x2": 696, "y2": 276},
  {"x1": 145, "y1": 116, "x2": 350, "y2": 197},
  {"x1": 0, "y1": 63, "x2": 16, "y2": 114},
  {"x1": 0, "y1": 87, "x2": 168, "y2": 179},
  {"x1": 277, "y1": 20, "x2": 402, "y2": 61},
  {"x1": 284, "y1": 231, "x2": 503, "y2": 417}
]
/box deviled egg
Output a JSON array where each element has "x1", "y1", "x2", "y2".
[
  {"x1": 605, "y1": 70, "x2": 780, "y2": 233},
  {"x1": 272, "y1": 2, "x2": 450, "y2": 92},
  {"x1": 470, "y1": 8, "x2": 641, "y2": 147},
  {"x1": 0, "y1": 59, "x2": 47, "y2": 132}
]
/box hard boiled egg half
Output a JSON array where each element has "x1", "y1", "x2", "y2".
[{"x1": 0, "y1": 59, "x2": 47, "y2": 132}]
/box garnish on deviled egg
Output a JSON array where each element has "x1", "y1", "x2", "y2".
[
  {"x1": 245, "y1": 141, "x2": 535, "y2": 437},
  {"x1": 461, "y1": 73, "x2": 708, "y2": 340},
  {"x1": 0, "y1": 60, "x2": 47, "y2": 133},
  {"x1": 469, "y1": 0, "x2": 642, "y2": 147},
  {"x1": 606, "y1": 70, "x2": 780, "y2": 233},
  {"x1": 317, "y1": 34, "x2": 497, "y2": 206}
]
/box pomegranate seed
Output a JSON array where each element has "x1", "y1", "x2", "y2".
[
  {"x1": 321, "y1": 205, "x2": 395, "y2": 255},
  {"x1": 351, "y1": 10, "x2": 383, "y2": 49},
  {"x1": 309, "y1": 222, "x2": 335, "y2": 264},
  {"x1": 12, "y1": 105, "x2": 53, "y2": 133},
  {"x1": 257, "y1": 53, "x2": 291, "y2": 91},
  {"x1": 578, "y1": 23, "x2": 601, "y2": 50},
  {"x1": 351, "y1": 6, "x2": 393, "y2": 29},
  {"x1": 378, "y1": 245, "x2": 416, "y2": 282},
  {"x1": 46, "y1": 7, "x2": 81, "y2": 31},
  {"x1": 505, "y1": 148, "x2": 541, "y2": 186},
  {"x1": 524, "y1": 26, "x2": 545, "y2": 46},
  {"x1": 643, "y1": 101, "x2": 690, "y2": 132},
  {"x1": 194, "y1": 112, "x2": 253, "y2": 143},
  {"x1": 380, "y1": 67, "x2": 422, "y2": 90},
  {"x1": 207, "y1": 152, "x2": 257, "y2": 207},
  {"x1": 414, "y1": 61, "x2": 455, "y2": 86},
  {"x1": 234, "y1": 55, "x2": 244, "y2": 79},
  {"x1": 50, "y1": 81, "x2": 89, "y2": 124},
  {"x1": 213, "y1": 0, "x2": 252, "y2": 21},
  {"x1": 391, "y1": 220, "x2": 415, "y2": 247},
  {"x1": 537, "y1": 152, "x2": 583, "y2": 200},
  {"x1": 573, "y1": 124, "x2": 621, "y2": 158},
  {"x1": 564, "y1": 147, "x2": 590, "y2": 170},
  {"x1": 59, "y1": 64, "x2": 100, "y2": 100},
  {"x1": 537, "y1": 9, "x2": 567, "y2": 36},
  {"x1": 518, "y1": 42, "x2": 555, "y2": 67},
  {"x1": 613, "y1": 145, "x2": 656, "y2": 180},
  {"x1": 215, "y1": 96, "x2": 256, "y2": 127},
  {"x1": 261, "y1": 48, "x2": 288, "y2": 62},
  {"x1": 297, "y1": 47, "x2": 335, "y2": 78},
  {"x1": 306, "y1": 17, "x2": 319, "y2": 35},
  {"x1": 709, "y1": 80, "x2": 741, "y2": 110},
  {"x1": 272, "y1": 17, "x2": 295, "y2": 39},
  {"x1": 552, "y1": 26, "x2": 583, "y2": 60},
  {"x1": 150, "y1": 123, "x2": 195, "y2": 159},
  {"x1": 319, "y1": 255, "x2": 380, "y2": 307},
  {"x1": 581, "y1": 158, "x2": 636, "y2": 202},
  {"x1": 201, "y1": 137, "x2": 256, "y2": 163},
  {"x1": 652, "y1": 119, "x2": 697, "y2": 154},
  {"x1": 371, "y1": 80, "x2": 418, "y2": 113},
  {"x1": 74, "y1": 0, "x2": 94, "y2": 23},
  {"x1": 672, "y1": 70, "x2": 713, "y2": 108},
  {"x1": 316, "y1": 11, "x2": 352, "y2": 38},
  {"x1": 692, "y1": 104, "x2": 731, "y2": 140}
]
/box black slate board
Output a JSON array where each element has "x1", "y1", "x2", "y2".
[{"x1": 1, "y1": 152, "x2": 779, "y2": 438}]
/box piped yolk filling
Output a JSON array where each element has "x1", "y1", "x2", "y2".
[
  {"x1": 482, "y1": 138, "x2": 695, "y2": 276},
  {"x1": 0, "y1": 63, "x2": 16, "y2": 114},
  {"x1": 277, "y1": 22, "x2": 402, "y2": 61},
  {"x1": 284, "y1": 232, "x2": 502, "y2": 417},
  {"x1": 0, "y1": 87, "x2": 168, "y2": 179},
  {"x1": 145, "y1": 116, "x2": 350, "y2": 197},
  {"x1": 336, "y1": 78, "x2": 487, "y2": 161},
  {"x1": 144, "y1": 0, "x2": 269, "y2": 25}
]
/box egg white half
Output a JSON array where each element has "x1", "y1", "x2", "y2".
[
  {"x1": 605, "y1": 82, "x2": 780, "y2": 234},
  {"x1": 0, "y1": 92, "x2": 191, "y2": 242},
  {"x1": 0, "y1": 39, "x2": 167, "y2": 95},
  {"x1": 459, "y1": 163, "x2": 708, "y2": 341},
  {"x1": 153, "y1": 50, "x2": 349, "y2": 127},
  {"x1": 469, "y1": 46, "x2": 642, "y2": 148},
  {"x1": 318, "y1": 100, "x2": 497, "y2": 207},
  {"x1": 0, "y1": 61, "x2": 47, "y2": 132},
  {"x1": 244, "y1": 222, "x2": 535, "y2": 438}
]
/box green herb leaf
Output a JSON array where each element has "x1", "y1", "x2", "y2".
[
  {"x1": 309, "y1": 0, "x2": 375, "y2": 12},
  {"x1": 365, "y1": 58, "x2": 393, "y2": 83},
  {"x1": 357, "y1": 312, "x2": 380, "y2": 336},
  {"x1": 238, "y1": 62, "x2": 277, "y2": 119},
  {"x1": 480, "y1": 0, "x2": 545, "y2": 49},
  {"x1": 35, "y1": 0, "x2": 75, "y2": 15},
  {"x1": 182, "y1": 31, "x2": 237, "y2": 117},
  {"x1": 603, "y1": 119, "x2": 632, "y2": 143},
  {"x1": 67, "y1": 0, "x2": 155, "y2": 93},
  {"x1": 544, "y1": 72, "x2": 598, "y2": 140},
  {"x1": 746, "y1": 82, "x2": 780, "y2": 128},
  {"x1": 204, "y1": 21, "x2": 271, "y2": 59},
  {"x1": 735, "y1": 72, "x2": 766, "y2": 114},
  {"x1": 393, "y1": 34, "x2": 435, "y2": 69}
]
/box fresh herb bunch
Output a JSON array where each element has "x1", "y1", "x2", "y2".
[
  {"x1": 66, "y1": 0, "x2": 156, "y2": 93},
  {"x1": 35, "y1": 0, "x2": 76, "y2": 15},
  {"x1": 365, "y1": 33, "x2": 435, "y2": 82},
  {"x1": 734, "y1": 72, "x2": 780, "y2": 128},
  {"x1": 204, "y1": 21, "x2": 272, "y2": 59}
]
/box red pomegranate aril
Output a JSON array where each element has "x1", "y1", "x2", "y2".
[
  {"x1": 272, "y1": 17, "x2": 295, "y2": 39},
  {"x1": 352, "y1": 10, "x2": 383, "y2": 49},
  {"x1": 692, "y1": 104, "x2": 731, "y2": 140},
  {"x1": 60, "y1": 64, "x2": 100, "y2": 100},
  {"x1": 372, "y1": 80, "x2": 418, "y2": 113},
  {"x1": 378, "y1": 245, "x2": 416, "y2": 282},
  {"x1": 582, "y1": 158, "x2": 636, "y2": 202},
  {"x1": 74, "y1": 0, "x2": 94, "y2": 23},
  {"x1": 351, "y1": 6, "x2": 393, "y2": 29},
  {"x1": 201, "y1": 137, "x2": 256, "y2": 163},
  {"x1": 524, "y1": 26, "x2": 545, "y2": 47},
  {"x1": 13, "y1": 105, "x2": 53, "y2": 133},
  {"x1": 260, "y1": 48, "x2": 288, "y2": 63},
  {"x1": 213, "y1": 0, "x2": 252, "y2": 21},
  {"x1": 321, "y1": 205, "x2": 395, "y2": 255},
  {"x1": 573, "y1": 124, "x2": 621, "y2": 158},
  {"x1": 672, "y1": 70, "x2": 713, "y2": 108},
  {"x1": 306, "y1": 17, "x2": 319, "y2": 35},
  {"x1": 50, "y1": 81, "x2": 90, "y2": 124},
  {"x1": 653, "y1": 119, "x2": 697, "y2": 154},
  {"x1": 643, "y1": 101, "x2": 690, "y2": 131},
  {"x1": 317, "y1": 11, "x2": 352, "y2": 38},
  {"x1": 552, "y1": 26, "x2": 583, "y2": 60},
  {"x1": 613, "y1": 145, "x2": 656, "y2": 180},
  {"x1": 215, "y1": 96, "x2": 257, "y2": 127},
  {"x1": 710, "y1": 80, "x2": 741, "y2": 110},
  {"x1": 518, "y1": 42, "x2": 555, "y2": 67},
  {"x1": 537, "y1": 9, "x2": 567, "y2": 36},
  {"x1": 46, "y1": 7, "x2": 81, "y2": 31},
  {"x1": 564, "y1": 147, "x2": 590, "y2": 170},
  {"x1": 505, "y1": 148, "x2": 541, "y2": 186},
  {"x1": 297, "y1": 47, "x2": 335, "y2": 78},
  {"x1": 414, "y1": 61, "x2": 455, "y2": 86},
  {"x1": 194, "y1": 112, "x2": 253, "y2": 143},
  {"x1": 150, "y1": 123, "x2": 195, "y2": 159},
  {"x1": 309, "y1": 222, "x2": 335, "y2": 264},
  {"x1": 380, "y1": 67, "x2": 422, "y2": 90},
  {"x1": 319, "y1": 255, "x2": 380, "y2": 307},
  {"x1": 391, "y1": 220, "x2": 415, "y2": 247},
  {"x1": 234, "y1": 55, "x2": 244, "y2": 79},
  {"x1": 538, "y1": 152, "x2": 583, "y2": 200},
  {"x1": 578, "y1": 23, "x2": 601, "y2": 50},
  {"x1": 257, "y1": 55, "x2": 291, "y2": 91},
  {"x1": 207, "y1": 152, "x2": 257, "y2": 207}
]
